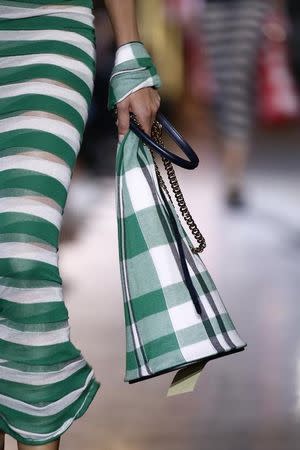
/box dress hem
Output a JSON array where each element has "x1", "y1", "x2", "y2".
[{"x1": 0, "y1": 378, "x2": 101, "y2": 446}]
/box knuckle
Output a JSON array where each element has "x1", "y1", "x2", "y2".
[{"x1": 117, "y1": 102, "x2": 127, "y2": 111}]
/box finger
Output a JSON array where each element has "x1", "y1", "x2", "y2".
[
  {"x1": 137, "y1": 106, "x2": 155, "y2": 136},
  {"x1": 117, "y1": 102, "x2": 130, "y2": 142},
  {"x1": 150, "y1": 108, "x2": 157, "y2": 132},
  {"x1": 155, "y1": 93, "x2": 161, "y2": 109}
]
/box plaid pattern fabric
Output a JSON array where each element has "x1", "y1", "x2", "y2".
[
  {"x1": 111, "y1": 41, "x2": 247, "y2": 387},
  {"x1": 108, "y1": 41, "x2": 161, "y2": 111},
  {"x1": 115, "y1": 132, "x2": 247, "y2": 383}
]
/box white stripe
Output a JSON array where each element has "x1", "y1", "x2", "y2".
[
  {"x1": 0, "y1": 5, "x2": 93, "y2": 26},
  {"x1": 0, "y1": 29, "x2": 94, "y2": 58},
  {"x1": 0, "y1": 358, "x2": 86, "y2": 385},
  {"x1": 116, "y1": 78, "x2": 157, "y2": 104},
  {"x1": 52, "y1": 10, "x2": 95, "y2": 27},
  {"x1": 0, "y1": 80, "x2": 88, "y2": 121},
  {"x1": 0, "y1": 242, "x2": 58, "y2": 267},
  {"x1": 0, "y1": 322, "x2": 69, "y2": 346},
  {"x1": 0, "y1": 155, "x2": 71, "y2": 189},
  {"x1": 0, "y1": 284, "x2": 63, "y2": 305},
  {"x1": 0, "y1": 54, "x2": 93, "y2": 91},
  {"x1": 0, "y1": 369, "x2": 94, "y2": 416},
  {"x1": 0, "y1": 197, "x2": 62, "y2": 228},
  {"x1": 0, "y1": 116, "x2": 80, "y2": 153}
]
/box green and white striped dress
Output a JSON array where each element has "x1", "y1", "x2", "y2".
[{"x1": 0, "y1": 0, "x2": 100, "y2": 445}]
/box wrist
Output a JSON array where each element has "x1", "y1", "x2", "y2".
[{"x1": 116, "y1": 32, "x2": 141, "y2": 47}]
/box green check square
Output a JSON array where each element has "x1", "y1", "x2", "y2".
[
  {"x1": 137, "y1": 310, "x2": 174, "y2": 344},
  {"x1": 144, "y1": 332, "x2": 180, "y2": 360},
  {"x1": 121, "y1": 213, "x2": 148, "y2": 259},
  {"x1": 126, "y1": 250, "x2": 161, "y2": 298},
  {"x1": 130, "y1": 288, "x2": 167, "y2": 322}
]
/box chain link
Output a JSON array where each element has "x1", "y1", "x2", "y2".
[{"x1": 130, "y1": 112, "x2": 206, "y2": 254}]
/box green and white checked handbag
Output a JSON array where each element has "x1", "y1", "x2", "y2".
[{"x1": 109, "y1": 41, "x2": 247, "y2": 396}]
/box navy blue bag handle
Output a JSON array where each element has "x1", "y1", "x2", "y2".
[{"x1": 129, "y1": 111, "x2": 199, "y2": 170}]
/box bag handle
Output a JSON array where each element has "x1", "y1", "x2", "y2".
[
  {"x1": 129, "y1": 111, "x2": 199, "y2": 170},
  {"x1": 127, "y1": 110, "x2": 207, "y2": 255}
]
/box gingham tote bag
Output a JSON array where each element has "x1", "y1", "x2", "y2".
[
  {"x1": 115, "y1": 130, "x2": 247, "y2": 392},
  {"x1": 109, "y1": 40, "x2": 246, "y2": 395}
]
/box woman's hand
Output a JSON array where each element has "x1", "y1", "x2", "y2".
[{"x1": 116, "y1": 87, "x2": 161, "y2": 143}]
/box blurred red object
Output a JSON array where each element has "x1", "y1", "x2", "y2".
[{"x1": 256, "y1": 10, "x2": 300, "y2": 126}]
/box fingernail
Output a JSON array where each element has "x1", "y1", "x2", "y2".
[{"x1": 118, "y1": 134, "x2": 125, "y2": 143}]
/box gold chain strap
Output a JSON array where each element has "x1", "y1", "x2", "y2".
[{"x1": 130, "y1": 113, "x2": 206, "y2": 254}]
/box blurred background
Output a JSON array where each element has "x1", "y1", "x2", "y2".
[{"x1": 7, "y1": 0, "x2": 300, "y2": 449}]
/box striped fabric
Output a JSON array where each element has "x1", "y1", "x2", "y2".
[
  {"x1": 0, "y1": 0, "x2": 100, "y2": 445},
  {"x1": 201, "y1": 0, "x2": 271, "y2": 140}
]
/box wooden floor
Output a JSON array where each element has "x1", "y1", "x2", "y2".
[{"x1": 5, "y1": 126, "x2": 300, "y2": 449}]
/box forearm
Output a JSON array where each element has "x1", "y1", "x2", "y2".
[{"x1": 104, "y1": 0, "x2": 140, "y2": 46}]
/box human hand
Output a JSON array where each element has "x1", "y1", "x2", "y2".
[{"x1": 116, "y1": 87, "x2": 161, "y2": 143}]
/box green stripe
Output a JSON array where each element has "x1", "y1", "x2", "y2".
[
  {"x1": 0, "y1": 299, "x2": 69, "y2": 324},
  {"x1": 0, "y1": 365, "x2": 91, "y2": 403},
  {"x1": 0, "y1": 16, "x2": 95, "y2": 41},
  {"x1": 0, "y1": 41, "x2": 95, "y2": 73},
  {"x1": 144, "y1": 332, "x2": 180, "y2": 360},
  {"x1": 0, "y1": 338, "x2": 80, "y2": 365},
  {"x1": 0, "y1": 169, "x2": 67, "y2": 208},
  {"x1": 0, "y1": 258, "x2": 61, "y2": 283},
  {"x1": 0, "y1": 212, "x2": 59, "y2": 248},
  {"x1": 0, "y1": 357, "x2": 79, "y2": 372},
  {"x1": 0, "y1": 65, "x2": 92, "y2": 103},
  {"x1": 0, "y1": 130, "x2": 76, "y2": 169},
  {"x1": 0, "y1": 232, "x2": 52, "y2": 246},
  {"x1": 128, "y1": 289, "x2": 167, "y2": 324},
  {"x1": 0, "y1": 318, "x2": 68, "y2": 333},
  {"x1": 0, "y1": 94, "x2": 85, "y2": 134}
]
